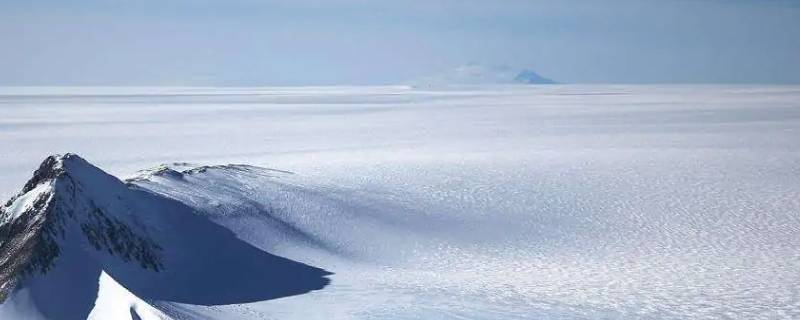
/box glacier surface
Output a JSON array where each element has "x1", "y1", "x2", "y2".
[{"x1": 1, "y1": 85, "x2": 799, "y2": 319}]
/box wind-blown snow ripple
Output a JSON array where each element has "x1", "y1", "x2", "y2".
[{"x1": 1, "y1": 85, "x2": 799, "y2": 319}]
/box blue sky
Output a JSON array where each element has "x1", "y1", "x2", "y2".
[{"x1": 1, "y1": 0, "x2": 799, "y2": 85}]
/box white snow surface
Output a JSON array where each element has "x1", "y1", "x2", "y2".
[
  {"x1": 88, "y1": 272, "x2": 170, "y2": 320},
  {"x1": 1, "y1": 85, "x2": 800, "y2": 319}
]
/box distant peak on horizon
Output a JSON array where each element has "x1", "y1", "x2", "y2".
[{"x1": 409, "y1": 64, "x2": 558, "y2": 87}]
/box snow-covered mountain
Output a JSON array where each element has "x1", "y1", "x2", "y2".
[
  {"x1": 411, "y1": 64, "x2": 556, "y2": 87},
  {"x1": 0, "y1": 154, "x2": 330, "y2": 320}
]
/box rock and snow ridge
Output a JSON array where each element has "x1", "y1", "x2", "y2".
[
  {"x1": 0, "y1": 154, "x2": 162, "y2": 301},
  {"x1": 0, "y1": 154, "x2": 331, "y2": 320}
]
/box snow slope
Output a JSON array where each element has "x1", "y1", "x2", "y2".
[{"x1": 0, "y1": 85, "x2": 799, "y2": 319}]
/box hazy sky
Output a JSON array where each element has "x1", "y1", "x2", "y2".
[{"x1": 1, "y1": 0, "x2": 799, "y2": 85}]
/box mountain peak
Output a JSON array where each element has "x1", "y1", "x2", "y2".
[
  {"x1": 0, "y1": 154, "x2": 163, "y2": 303},
  {"x1": 19, "y1": 153, "x2": 92, "y2": 193},
  {"x1": 0, "y1": 156, "x2": 331, "y2": 317}
]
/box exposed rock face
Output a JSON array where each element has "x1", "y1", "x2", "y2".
[
  {"x1": 0, "y1": 154, "x2": 162, "y2": 302},
  {"x1": 0, "y1": 185, "x2": 54, "y2": 301}
]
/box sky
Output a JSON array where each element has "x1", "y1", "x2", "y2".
[{"x1": 1, "y1": 0, "x2": 799, "y2": 85}]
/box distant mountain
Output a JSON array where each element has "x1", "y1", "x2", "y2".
[
  {"x1": 513, "y1": 69, "x2": 556, "y2": 84},
  {"x1": 410, "y1": 63, "x2": 557, "y2": 87}
]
